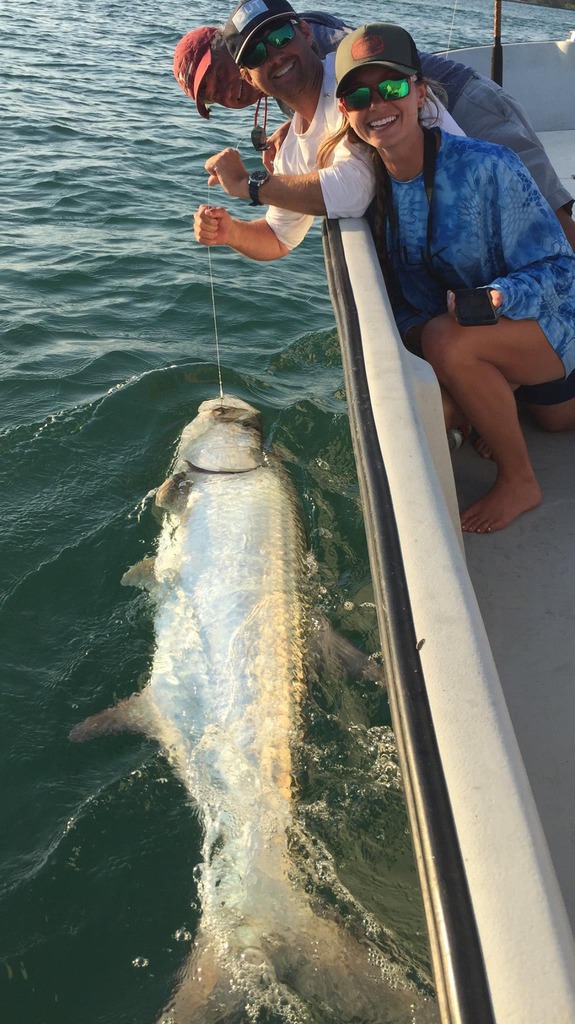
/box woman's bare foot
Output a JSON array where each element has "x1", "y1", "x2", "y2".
[{"x1": 461, "y1": 476, "x2": 542, "y2": 533}]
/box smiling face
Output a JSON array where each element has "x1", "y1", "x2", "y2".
[
  {"x1": 198, "y1": 46, "x2": 262, "y2": 109},
  {"x1": 239, "y1": 20, "x2": 321, "y2": 112},
  {"x1": 338, "y1": 64, "x2": 427, "y2": 162}
]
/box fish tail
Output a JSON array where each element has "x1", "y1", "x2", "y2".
[
  {"x1": 160, "y1": 912, "x2": 433, "y2": 1024},
  {"x1": 268, "y1": 916, "x2": 427, "y2": 1023},
  {"x1": 157, "y1": 934, "x2": 247, "y2": 1024},
  {"x1": 158, "y1": 926, "x2": 317, "y2": 1024}
]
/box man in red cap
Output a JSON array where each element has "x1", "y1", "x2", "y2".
[
  {"x1": 173, "y1": 26, "x2": 261, "y2": 118},
  {"x1": 173, "y1": 12, "x2": 353, "y2": 120}
]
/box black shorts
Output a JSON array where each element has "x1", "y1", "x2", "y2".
[{"x1": 516, "y1": 367, "x2": 575, "y2": 406}]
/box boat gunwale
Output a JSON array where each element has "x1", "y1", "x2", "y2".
[{"x1": 323, "y1": 220, "x2": 496, "y2": 1024}]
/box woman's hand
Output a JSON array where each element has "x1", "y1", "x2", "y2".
[{"x1": 193, "y1": 205, "x2": 234, "y2": 247}]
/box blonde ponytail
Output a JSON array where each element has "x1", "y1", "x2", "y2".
[{"x1": 317, "y1": 114, "x2": 353, "y2": 169}]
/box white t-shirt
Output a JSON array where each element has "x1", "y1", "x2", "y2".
[{"x1": 266, "y1": 52, "x2": 464, "y2": 251}]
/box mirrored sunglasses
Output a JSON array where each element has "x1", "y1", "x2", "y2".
[
  {"x1": 241, "y1": 21, "x2": 296, "y2": 70},
  {"x1": 341, "y1": 76, "x2": 413, "y2": 112}
]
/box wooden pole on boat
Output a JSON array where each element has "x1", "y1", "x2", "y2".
[{"x1": 491, "y1": 0, "x2": 503, "y2": 84}]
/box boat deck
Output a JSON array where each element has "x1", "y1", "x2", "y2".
[{"x1": 456, "y1": 420, "x2": 575, "y2": 927}]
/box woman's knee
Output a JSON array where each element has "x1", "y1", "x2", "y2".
[
  {"x1": 421, "y1": 316, "x2": 448, "y2": 357},
  {"x1": 421, "y1": 316, "x2": 464, "y2": 373}
]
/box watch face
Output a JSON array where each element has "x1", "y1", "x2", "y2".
[{"x1": 248, "y1": 169, "x2": 268, "y2": 206}]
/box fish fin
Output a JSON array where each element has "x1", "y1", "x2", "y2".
[
  {"x1": 69, "y1": 691, "x2": 152, "y2": 743},
  {"x1": 311, "y1": 613, "x2": 385, "y2": 685},
  {"x1": 155, "y1": 472, "x2": 191, "y2": 512},
  {"x1": 121, "y1": 557, "x2": 157, "y2": 590}
]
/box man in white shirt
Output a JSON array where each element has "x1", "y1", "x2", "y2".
[{"x1": 193, "y1": 0, "x2": 462, "y2": 260}]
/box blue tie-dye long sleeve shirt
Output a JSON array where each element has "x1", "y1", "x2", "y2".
[{"x1": 387, "y1": 130, "x2": 575, "y2": 376}]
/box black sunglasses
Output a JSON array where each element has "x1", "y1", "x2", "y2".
[{"x1": 241, "y1": 21, "x2": 297, "y2": 70}]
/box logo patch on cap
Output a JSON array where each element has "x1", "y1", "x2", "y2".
[
  {"x1": 351, "y1": 34, "x2": 386, "y2": 61},
  {"x1": 233, "y1": 0, "x2": 270, "y2": 31}
]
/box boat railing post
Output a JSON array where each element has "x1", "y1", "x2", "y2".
[{"x1": 491, "y1": 0, "x2": 503, "y2": 84}]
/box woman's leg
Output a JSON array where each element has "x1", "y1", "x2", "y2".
[
  {"x1": 421, "y1": 314, "x2": 565, "y2": 532},
  {"x1": 527, "y1": 397, "x2": 575, "y2": 432}
]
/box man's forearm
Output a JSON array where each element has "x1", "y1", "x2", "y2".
[
  {"x1": 225, "y1": 216, "x2": 291, "y2": 261},
  {"x1": 258, "y1": 173, "x2": 327, "y2": 215},
  {"x1": 206, "y1": 148, "x2": 327, "y2": 216}
]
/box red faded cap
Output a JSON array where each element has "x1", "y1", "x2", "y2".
[{"x1": 173, "y1": 27, "x2": 218, "y2": 119}]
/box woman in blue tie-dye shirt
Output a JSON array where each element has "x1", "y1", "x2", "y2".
[{"x1": 321, "y1": 23, "x2": 575, "y2": 534}]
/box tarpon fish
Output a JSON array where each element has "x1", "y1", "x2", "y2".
[{"x1": 70, "y1": 396, "x2": 432, "y2": 1023}]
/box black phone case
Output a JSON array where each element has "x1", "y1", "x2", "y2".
[{"x1": 454, "y1": 288, "x2": 499, "y2": 326}]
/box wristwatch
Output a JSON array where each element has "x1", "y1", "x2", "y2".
[{"x1": 248, "y1": 169, "x2": 270, "y2": 207}]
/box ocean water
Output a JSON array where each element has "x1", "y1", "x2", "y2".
[{"x1": 1, "y1": 1, "x2": 572, "y2": 1021}]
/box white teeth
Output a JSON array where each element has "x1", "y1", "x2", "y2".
[
  {"x1": 370, "y1": 116, "x2": 397, "y2": 128},
  {"x1": 274, "y1": 61, "x2": 295, "y2": 79}
]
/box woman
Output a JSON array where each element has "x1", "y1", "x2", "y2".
[{"x1": 319, "y1": 23, "x2": 575, "y2": 533}]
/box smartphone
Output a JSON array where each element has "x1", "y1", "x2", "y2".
[{"x1": 453, "y1": 288, "x2": 499, "y2": 327}]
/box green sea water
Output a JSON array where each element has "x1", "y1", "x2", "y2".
[{"x1": 2, "y1": 1, "x2": 572, "y2": 1021}]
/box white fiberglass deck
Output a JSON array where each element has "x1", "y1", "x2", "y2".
[{"x1": 455, "y1": 421, "x2": 575, "y2": 927}]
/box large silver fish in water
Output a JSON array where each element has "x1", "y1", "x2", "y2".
[{"x1": 70, "y1": 396, "x2": 432, "y2": 1024}]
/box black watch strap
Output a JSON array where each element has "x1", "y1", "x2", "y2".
[{"x1": 248, "y1": 171, "x2": 269, "y2": 207}]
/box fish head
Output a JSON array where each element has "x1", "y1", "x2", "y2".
[{"x1": 177, "y1": 396, "x2": 264, "y2": 474}]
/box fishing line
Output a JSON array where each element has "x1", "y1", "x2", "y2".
[
  {"x1": 206, "y1": 180, "x2": 224, "y2": 401},
  {"x1": 205, "y1": 140, "x2": 242, "y2": 403},
  {"x1": 441, "y1": 0, "x2": 460, "y2": 56}
]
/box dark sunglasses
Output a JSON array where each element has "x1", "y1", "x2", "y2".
[
  {"x1": 341, "y1": 76, "x2": 414, "y2": 112},
  {"x1": 241, "y1": 21, "x2": 296, "y2": 70}
]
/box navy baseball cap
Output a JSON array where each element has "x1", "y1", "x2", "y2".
[{"x1": 224, "y1": 0, "x2": 299, "y2": 65}]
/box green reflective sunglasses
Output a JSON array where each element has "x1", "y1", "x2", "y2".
[
  {"x1": 341, "y1": 77, "x2": 412, "y2": 111},
  {"x1": 241, "y1": 21, "x2": 296, "y2": 69}
]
